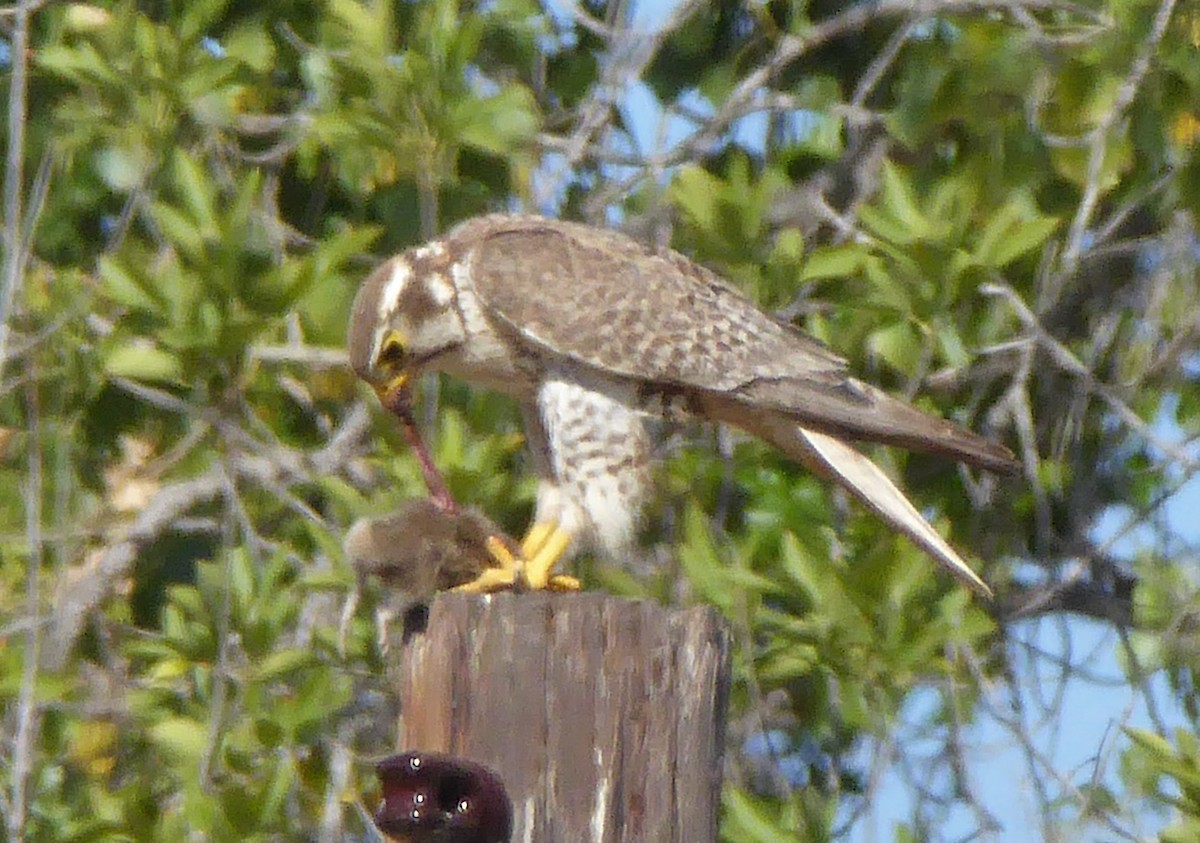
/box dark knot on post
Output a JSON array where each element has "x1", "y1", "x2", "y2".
[{"x1": 375, "y1": 750, "x2": 513, "y2": 843}]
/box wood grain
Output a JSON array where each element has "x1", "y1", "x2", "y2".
[{"x1": 393, "y1": 592, "x2": 731, "y2": 843}]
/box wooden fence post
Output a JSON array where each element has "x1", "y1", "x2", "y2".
[{"x1": 391, "y1": 592, "x2": 732, "y2": 842}]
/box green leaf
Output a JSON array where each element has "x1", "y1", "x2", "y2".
[
  {"x1": 259, "y1": 756, "x2": 298, "y2": 824},
  {"x1": 796, "y1": 109, "x2": 843, "y2": 159},
  {"x1": 867, "y1": 321, "x2": 922, "y2": 373},
  {"x1": 37, "y1": 42, "x2": 119, "y2": 85},
  {"x1": 1126, "y1": 727, "x2": 1183, "y2": 762},
  {"x1": 456, "y1": 86, "x2": 540, "y2": 156},
  {"x1": 343, "y1": 0, "x2": 400, "y2": 59},
  {"x1": 877, "y1": 161, "x2": 931, "y2": 240},
  {"x1": 150, "y1": 717, "x2": 208, "y2": 762},
  {"x1": 104, "y1": 344, "x2": 184, "y2": 383},
  {"x1": 150, "y1": 202, "x2": 205, "y2": 261},
  {"x1": 973, "y1": 199, "x2": 1059, "y2": 268},
  {"x1": 96, "y1": 145, "x2": 151, "y2": 192},
  {"x1": 63, "y1": 5, "x2": 112, "y2": 33},
  {"x1": 178, "y1": 0, "x2": 231, "y2": 41},
  {"x1": 722, "y1": 790, "x2": 792, "y2": 843},
  {"x1": 173, "y1": 153, "x2": 220, "y2": 237},
  {"x1": 862, "y1": 256, "x2": 912, "y2": 313},
  {"x1": 678, "y1": 505, "x2": 734, "y2": 613},
  {"x1": 758, "y1": 649, "x2": 819, "y2": 683},
  {"x1": 778, "y1": 533, "x2": 872, "y2": 634},
  {"x1": 298, "y1": 569, "x2": 351, "y2": 592},
  {"x1": 671, "y1": 165, "x2": 722, "y2": 232},
  {"x1": 224, "y1": 22, "x2": 277, "y2": 72},
  {"x1": 252, "y1": 648, "x2": 317, "y2": 682},
  {"x1": 100, "y1": 256, "x2": 162, "y2": 313},
  {"x1": 1165, "y1": 825, "x2": 1200, "y2": 843},
  {"x1": 934, "y1": 319, "x2": 970, "y2": 369},
  {"x1": 1049, "y1": 133, "x2": 1133, "y2": 190},
  {"x1": 800, "y1": 245, "x2": 863, "y2": 281},
  {"x1": 770, "y1": 227, "x2": 805, "y2": 266}
]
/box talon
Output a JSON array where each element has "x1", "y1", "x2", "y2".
[
  {"x1": 520, "y1": 522, "x2": 556, "y2": 558},
  {"x1": 546, "y1": 574, "x2": 581, "y2": 592},
  {"x1": 451, "y1": 524, "x2": 576, "y2": 594},
  {"x1": 484, "y1": 535, "x2": 521, "y2": 573},
  {"x1": 520, "y1": 523, "x2": 573, "y2": 591},
  {"x1": 452, "y1": 567, "x2": 518, "y2": 594}
]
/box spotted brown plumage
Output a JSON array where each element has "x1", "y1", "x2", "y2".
[{"x1": 348, "y1": 214, "x2": 1018, "y2": 597}]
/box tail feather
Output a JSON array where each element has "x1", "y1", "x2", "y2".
[
  {"x1": 738, "y1": 380, "x2": 1020, "y2": 475},
  {"x1": 754, "y1": 419, "x2": 993, "y2": 598}
]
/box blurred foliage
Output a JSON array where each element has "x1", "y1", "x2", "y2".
[
  {"x1": 1124, "y1": 727, "x2": 1200, "y2": 843},
  {"x1": 2, "y1": 0, "x2": 1200, "y2": 840}
]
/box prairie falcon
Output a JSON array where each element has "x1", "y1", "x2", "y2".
[{"x1": 348, "y1": 215, "x2": 1017, "y2": 597}]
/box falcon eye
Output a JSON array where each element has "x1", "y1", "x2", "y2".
[{"x1": 378, "y1": 332, "x2": 407, "y2": 368}]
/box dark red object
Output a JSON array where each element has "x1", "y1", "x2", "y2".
[
  {"x1": 374, "y1": 751, "x2": 513, "y2": 843},
  {"x1": 380, "y1": 386, "x2": 458, "y2": 516}
]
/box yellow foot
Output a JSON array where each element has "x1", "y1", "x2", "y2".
[
  {"x1": 520, "y1": 522, "x2": 556, "y2": 558},
  {"x1": 450, "y1": 536, "x2": 520, "y2": 594},
  {"x1": 519, "y1": 521, "x2": 574, "y2": 590},
  {"x1": 449, "y1": 524, "x2": 579, "y2": 594}
]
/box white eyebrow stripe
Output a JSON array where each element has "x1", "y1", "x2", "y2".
[{"x1": 369, "y1": 324, "x2": 389, "y2": 369}]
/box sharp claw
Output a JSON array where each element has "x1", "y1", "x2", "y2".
[
  {"x1": 452, "y1": 567, "x2": 518, "y2": 594},
  {"x1": 547, "y1": 575, "x2": 581, "y2": 592},
  {"x1": 520, "y1": 522, "x2": 555, "y2": 558},
  {"x1": 451, "y1": 523, "x2": 575, "y2": 594},
  {"x1": 450, "y1": 536, "x2": 525, "y2": 594},
  {"x1": 522, "y1": 525, "x2": 573, "y2": 591},
  {"x1": 485, "y1": 536, "x2": 521, "y2": 573}
]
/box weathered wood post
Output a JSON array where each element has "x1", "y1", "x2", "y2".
[{"x1": 391, "y1": 592, "x2": 732, "y2": 842}]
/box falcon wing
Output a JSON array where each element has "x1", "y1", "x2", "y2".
[{"x1": 465, "y1": 218, "x2": 1016, "y2": 474}]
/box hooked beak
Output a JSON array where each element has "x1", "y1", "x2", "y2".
[
  {"x1": 370, "y1": 328, "x2": 414, "y2": 412},
  {"x1": 373, "y1": 370, "x2": 412, "y2": 416}
]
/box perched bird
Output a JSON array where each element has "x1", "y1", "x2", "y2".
[{"x1": 348, "y1": 215, "x2": 1017, "y2": 597}]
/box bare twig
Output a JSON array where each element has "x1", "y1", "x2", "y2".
[
  {"x1": 249, "y1": 345, "x2": 350, "y2": 367},
  {"x1": 0, "y1": 0, "x2": 53, "y2": 16},
  {"x1": 850, "y1": 17, "x2": 919, "y2": 109},
  {"x1": 545, "y1": 0, "x2": 1103, "y2": 215},
  {"x1": 982, "y1": 281, "x2": 1198, "y2": 472},
  {"x1": 544, "y1": 0, "x2": 612, "y2": 40},
  {"x1": 1057, "y1": 0, "x2": 1178, "y2": 286},
  {"x1": 8, "y1": 370, "x2": 44, "y2": 843},
  {"x1": 318, "y1": 734, "x2": 355, "y2": 843},
  {"x1": 43, "y1": 474, "x2": 226, "y2": 670},
  {"x1": 0, "y1": 0, "x2": 34, "y2": 372},
  {"x1": 42, "y1": 387, "x2": 375, "y2": 670}
]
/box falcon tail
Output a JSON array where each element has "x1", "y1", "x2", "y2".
[
  {"x1": 731, "y1": 379, "x2": 1020, "y2": 476},
  {"x1": 750, "y1": 419, "x2": 993, "y2": 598}
]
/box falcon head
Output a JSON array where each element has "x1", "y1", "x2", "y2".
[{"x1": 348, "y1": 248, "x2": 466, "y2": 405}]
